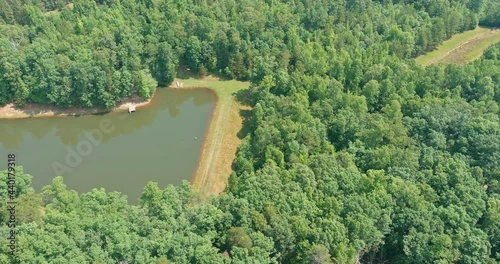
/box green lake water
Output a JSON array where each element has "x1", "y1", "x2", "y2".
[{"x1": 0, "y1": 88, "x2": 216, "y2": 202}]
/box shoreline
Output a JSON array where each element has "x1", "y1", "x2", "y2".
[
  {"x1": 168, "y1": 77, "x2": 250, "y2": 196},
  {"x1": 171, "y1": 87, "x2": 220, "y2": 187},
  {"x1": 167, "y1": 85, "x2": 220, "y2": 191},
  {"x1": 1, "y1": 76, "x2": 249, "y2": 196},
  {"x1": 0, "y1": 95, "x2": 153, "y2": 120},
  {"x1": 165, "y1": 85, "x2": 220, "y2": 188}
]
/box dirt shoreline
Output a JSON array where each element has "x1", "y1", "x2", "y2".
[
  {"x1": 176, "y1": 87, "x2": 220, "y2": 187},
  {"x1": 165, "y1": 86, "x2": 219, "y2": 190},
  {"x1": 168, "y1": 77, "x2": 250, "y2": 196},
  {"x1": 0, "y1": 96, "x2": 153, "y2": 119},
  {"x1": 1, "y1": 77, "x2": 247, "y2": 197}
]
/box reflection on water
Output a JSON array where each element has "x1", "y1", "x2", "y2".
[{"x1": 0, "y1": 88, "x2": 216, "y2": 202}]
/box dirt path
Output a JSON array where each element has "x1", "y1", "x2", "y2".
[
  {"x1": 169, "y1": 76, "x2": 250, "y2": 195},
  {"x1": 427, "y1": 29, "x2": 500, "y2": 65},
  {"x1": 417, "y1": 27, "x2": 500, "y2": 66},
  {"x1": 426, "y1": 31, "x2": 489, "y2": 65},
  {"x1": 198, "y1": 97, "x2": 230, "y2": 192}
]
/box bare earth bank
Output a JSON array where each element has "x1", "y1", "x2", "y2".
[{"x1": 0, "y1": 96, "x2": 152, "y2": 119}]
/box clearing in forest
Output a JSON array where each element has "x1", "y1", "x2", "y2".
[
  {"x1": 45, "y1": 3, "x2": 74, "y2": 16},
  {"x1": 170, "y1": 75, "x2": 250, "y2": 195},
  {"x1": 416, "y1": 27, "x2": 500, "y2": 66}
]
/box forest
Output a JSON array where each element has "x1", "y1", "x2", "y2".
[{"x1": 1, "y1": 0, "x2": 500, "y2": 263}]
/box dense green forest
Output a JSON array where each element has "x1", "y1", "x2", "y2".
[{"x1": 1, "y1": 0, "x2": 500, "y2": 263}]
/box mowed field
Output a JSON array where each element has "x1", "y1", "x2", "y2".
[
  {"x1": 416, "y1": 27, "x2": 500, "y2": 66},
  {"x1": 170, "y1": 76, "x2": 250, "y2": 196}
]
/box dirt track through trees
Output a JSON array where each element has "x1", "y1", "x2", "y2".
[
  {"x1": 416, "y1": 27, "x2": 500, "y2": 66},
  {"x1": 427, "y1": 29, "x2": 500, "y2": 65}
]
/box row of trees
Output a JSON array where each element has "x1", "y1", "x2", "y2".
[
  {"x1": 1, "y1": 0, "x2": 500, "y2": 263},
  {"x1": 1, "y1": 0, "x2": 499, "y2": 108}
]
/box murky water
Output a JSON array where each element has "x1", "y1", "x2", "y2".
[{"x1": 0, "y1": 88, "x2": 216, "y2": 202}]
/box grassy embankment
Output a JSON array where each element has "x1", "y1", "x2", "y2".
[
  {"x1": 416, "y1": 26, "x2": 500, "y2": 65},
  {"x1": 170, "y1": 75, "x2": 250, "y2": 195},
  {"x1": 0, "y1": 73, "x2": 249, "y2": 196}
]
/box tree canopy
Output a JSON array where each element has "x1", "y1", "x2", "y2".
[{"x1": 1, "y1": 0, "x2": 500, "y2": 263}]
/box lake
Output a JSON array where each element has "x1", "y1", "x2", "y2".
[{"x1": 0, "y1": 88, "x2": 216, "y2": 202}]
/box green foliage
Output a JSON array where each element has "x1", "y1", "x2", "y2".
[
  {"x1": 308, "y1": 244, "x2": 333, "y2": 264},
  {"x1": 151, "y1": 42, "x2": 178, "y2": 86},
  {"x1": 1, "y1": 0, "x2": 500, "y2": 263},
  {"x1": 0, "y1": 166, "x2": 32, "y2": 201},
  {"x1": 137, "y1": 69, "x2": 157, "y2": 99},
  {"x1": 226, "y1": 227, "x2": 253, "y2": 250},
  {"x1": 480, "y1": 0, "x2": 500, "y2": 26}
]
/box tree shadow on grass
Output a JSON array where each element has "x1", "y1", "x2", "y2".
[
  {"x1": 176, "y1": 65, "x2": 237, "y2": 81},
  {"x1": 176, "y1": 69, "x2": 199, "y2": 79},
  {"x1": 233, "y1": 88, "x2": 253, "y2": 107},
  {"x1": 176, "y1": 65, "x2": 234, "y2": 81},
  {"x1": 237, "y1": 109, "x2": 252, "y2": 140},
  {"x1": 233, "y1": 87, "x2": 253, "y2": 140}
]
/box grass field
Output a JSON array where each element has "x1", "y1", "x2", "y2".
[
  {"x1": 170, "y1": 75, "x2": 250, "y2": 195},
  {"x1": 416, "y1": 27, "x2": 500, "y2": 66}
]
